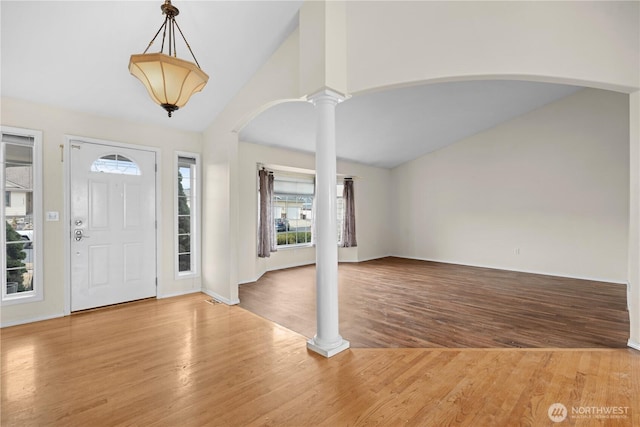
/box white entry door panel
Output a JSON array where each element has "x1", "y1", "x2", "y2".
[{"x1": 70, "y1": 141, "x2": 156, "y2": 311}]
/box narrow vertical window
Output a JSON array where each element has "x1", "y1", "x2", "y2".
[
  {"x1": 1, "y1": 127, "x2": 43, "y2": 304},
  {"x1": 176, "y1": 153, "x2": 199, "y2": 276}
]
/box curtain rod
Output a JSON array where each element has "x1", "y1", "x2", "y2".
[{"x1": 257, "y1": 163, "x2": 358, "y2": 180}]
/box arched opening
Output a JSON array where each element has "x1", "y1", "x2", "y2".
[{"x1": 236, "y1": 78, "x2": 632, "y2": 348}]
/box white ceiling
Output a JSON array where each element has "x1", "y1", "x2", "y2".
[
  {"x1": 240, "y1": 81, "x2": 582, "y2": 168},
  {"x1": 1, "y1": 1, "x2": 303, "y2": 132},
  {"x1": 2, "y1": 2, "x2": 582, "y2": 169}
]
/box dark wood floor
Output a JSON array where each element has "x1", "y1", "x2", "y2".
[{"x1": 239, "y1": 257, "x2": 630, "y2": 348}]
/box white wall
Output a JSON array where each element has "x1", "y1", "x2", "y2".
[
  {"x1": 347, "y1": 1, "x2": 640, "y2": 94},
  {"x1": 390, "y1": 88, "x2": 629, "y2": 283},
  {"x1": 629, "y1": 91, "x2": 640, "y2": 348},
  {"x1": 201, "y1": 29, "x2": 300, "y2": 303},
  {"x1": 1, "y1": 97, "x2": 202, "y2": 326},
  {"x1": 237, "y1": 141, "x2": 391, "y2": 284},
  {"x1": 201, "y1": 1, "x2": 639, "y2": 305},
  {"x1": 299, "y1": 0, "x2": 348, "y2": 97},
  {"x1": 4, "y1": 1, "x2": 636, "y2": 338}
]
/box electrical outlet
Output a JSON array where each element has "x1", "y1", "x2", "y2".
[{"x1": 515, "y1": 248, "x2": 520, "y2": 255}]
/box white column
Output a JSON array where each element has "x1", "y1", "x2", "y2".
[{"x1": 307, "y1": 89, "x2": 350, "y2": 357}]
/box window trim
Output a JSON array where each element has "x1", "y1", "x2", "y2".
[
  {"x1": 259, "y1": 165, "x2": 354, "y2": 253},
  {"x1": 1, "y1": 126, "x2": 43, "y2": 305},
  {"x1": 273, "y1": 173, "x2": 315, "y2": 249},
  {"x1": 174, "y1": 151, "x2": 201, "y2": 279}
]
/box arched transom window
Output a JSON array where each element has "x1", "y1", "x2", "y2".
[{"x1": 90, "y1": 154, "x2": 141, "y2": 175}]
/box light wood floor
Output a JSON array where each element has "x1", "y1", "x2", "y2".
[
  {"x1": 239, "y1": 257, "x2": 630, "y2": 348},
  {"x1": 1, "y1": 293, "x2": 638, "y2": 426}
]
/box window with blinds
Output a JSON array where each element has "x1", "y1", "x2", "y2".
[{"x1": 273, "y1": 174, "x2": 315, "y2": 247}]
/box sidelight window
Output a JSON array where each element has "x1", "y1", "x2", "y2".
[
  {"x1": 175, "y1": 153, "x2": 200, "y2": 276},
  {"x1": 1, "y1": 127, "x2": 43, "y2": 304}
]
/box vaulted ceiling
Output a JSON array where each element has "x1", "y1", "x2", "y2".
[
  {"x1": 1, "y1": 1, "x2": 303, "y2": 132},
  {"x1": 2, "y1": 1, "x2": 582, "y2": 169},
  {"x1": 240, "y1": 81, "x2": 582, "y2": 168}
]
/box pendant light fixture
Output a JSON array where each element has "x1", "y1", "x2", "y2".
[{"x1": 129, "y1": 0, "x2": 209, "y2": 117}]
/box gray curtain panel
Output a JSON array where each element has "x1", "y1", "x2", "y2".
[
  {"x1": 258, "y1": 169, "x2": 276, "y2": 257},
  {"x1": 341, "y1": 178, "x2": 357, "y2": 247},
  {"x1": 268, "y1": 172, "x2": 276, "y2": 253}
]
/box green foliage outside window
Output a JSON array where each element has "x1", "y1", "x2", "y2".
[
  {"x1": 5, "y1": 221, "x2": 28, "y2": 292},
  {"x1": 277, "y1": 231, "x2": 312, "y2": 246},
  {"x1": 177, "y1": 171, "x2": 191, "y2": 272}
]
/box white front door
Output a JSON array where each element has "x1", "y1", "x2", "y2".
[{"x1": 70, "y1": 141, "x2": 157, "y2": 311}]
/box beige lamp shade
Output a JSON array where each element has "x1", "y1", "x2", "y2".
[{"x1": 129, "y1": 53, "x2": 209, "y2": 116}]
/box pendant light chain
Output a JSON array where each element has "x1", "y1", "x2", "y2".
[
  {"x1": 172, "y1": 20, "x2": 202, "y2": 68},
  {"x1": 138, "y1": 2, "x2": 201, "y2": 67},
  {"x1": 171, "y1": 19, "x2": 176, "y2": 57},
  {"x1": 142, "y1": 17, "x2": 168, "y2": 55},
  {"x1": 161, "y1": 15, "x2": 169, "y2": 55}
]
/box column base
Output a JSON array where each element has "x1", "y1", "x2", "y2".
[{"x1": 307, "y1": 337, "x2": 350, "y2": 358}]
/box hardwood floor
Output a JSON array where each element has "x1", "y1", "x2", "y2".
[
  {"x1": 1, "y1": 293, "x2": 638, "y2": 426},
  {"x1": 239, "y1": 257, "x2": 630, "y2": 348}
]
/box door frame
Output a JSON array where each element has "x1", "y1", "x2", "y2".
[{"x1": 63, "y1": 135, "x2": 161, "y2": 315}]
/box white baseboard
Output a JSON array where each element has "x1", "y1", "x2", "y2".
[
  {"x1": 202, "y1": 288, "x2": 240, "y2": 305},
  {"x1": 157, "y1": 288, "x2": 202, "y2": 299},
  {"x1": 392, "y1": 255, "x2": 627, "y2": 284},
  {"x1": 239, "y1": 275, "x2": 263, "y2": 285},
  {"x1": 352, "y1": 254, "x2": 391, "y2": 263},
  {"x1": 1, "y1": 312, "x2": 65, "y2": 328},
  {"x1": 265, "y1": 254, "x2": 390, "y2": 270},
  {"x1": 628, "y1": 339, "x2": 640, "y2": 351},
  {"x1": 267, "y1": 260, "x2": 315, "y2": 273},
  {"x1": 241, "y1": 255, "x2": 390, "y2": 283}
]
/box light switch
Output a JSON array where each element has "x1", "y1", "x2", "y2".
[{"x1": 46, "y1": 211, "x2": 59, "y2": 221}]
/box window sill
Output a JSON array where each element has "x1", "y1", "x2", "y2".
[
  {"x1": 2, "y1": 292, "x2": 43, "y2": 306},
  {"x1": 275, "y1": 244, "x2": 353, "y2": 251},
  {"x1": 176, "y1": 271, "x2": 200, "y2": 280},
  {"x1": 276, "y1": 243, "x2": 314, "y2": 251}
]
